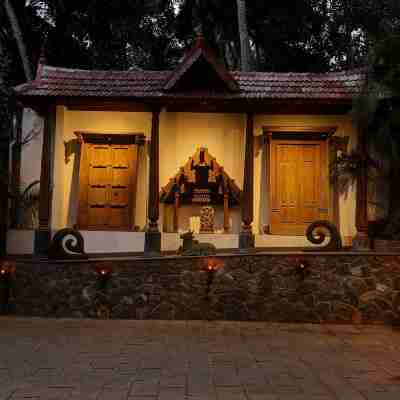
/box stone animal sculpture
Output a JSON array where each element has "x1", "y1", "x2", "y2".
[
  {"x1": 48, "y1": 228, "x2": 88, "y2": 259},
  {"x1": 178, "y1": 231, "x2": 217, "y2": 256},
  {"x1": 305, "y1": 220, "x2": 342, "y2": 251}
]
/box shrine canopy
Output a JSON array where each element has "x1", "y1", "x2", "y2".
[{"x1": 160, "y1": 147, "x2": 241, "y2": 207}]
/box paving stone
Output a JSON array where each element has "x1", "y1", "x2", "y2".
[{"x1": 2, "y1": 319, "x2": 400, "y2": 400}]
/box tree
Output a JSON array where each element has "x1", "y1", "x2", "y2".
[
  {"x1": 236, "y1": 0, "x2": 251, "y2": 71},
  {"x1": 3, "y1": 0, "x2": 33, "y2": 81},
  {"x1": 353, "y1": 33, "x2": 400, "y2": 239}
]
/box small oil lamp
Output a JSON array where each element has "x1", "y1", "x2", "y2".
[
  {"x1": 94, "y1": 263, "x2": 113, "y2": 291},
  {"x1": 202, "y1": 258, "x2": 223, "y2": 301},
  {"x1": 295, "y1": 258, "x2": 311, "y2": 280}
]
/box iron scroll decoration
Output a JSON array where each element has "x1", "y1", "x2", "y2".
[
  {"x1": 48, "y1": 228, "x2": 88, "y2": 259},
  {"x1": 305, "y1": 220, "x2": 342, "y2": 251}
]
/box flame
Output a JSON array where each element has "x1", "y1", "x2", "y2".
[{"x1": 204, "y1": 257, "x2": 223, "y2": 271}]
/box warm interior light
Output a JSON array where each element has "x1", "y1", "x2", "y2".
[{"x1": 0, "y1": 269, "x2": 5, "y2": 275}]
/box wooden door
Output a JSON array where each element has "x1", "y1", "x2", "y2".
[
  {"x1": 78, "y1": 135, "x2": 138, "y2": 230},
  {"x1": 269, "y1": 139, "x2": 329, "y2": 235}
]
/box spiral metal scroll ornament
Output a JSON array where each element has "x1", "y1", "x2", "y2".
[
  {"x1": 48, "y1": 228, "x2": 88, "y2": 259},
  {"x1": 305, "y1": 220, "x2": 342, "y2": 251}
]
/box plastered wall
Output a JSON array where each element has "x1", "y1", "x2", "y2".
[
  {"x1": 19, "y1": 108, "x2": 43, "y2": 189},
  {"x1": 19, "y1": 107, "x2": 358, "y2": 242}
]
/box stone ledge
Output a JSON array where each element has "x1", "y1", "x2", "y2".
[{"x1": 3, "y1": 254, "x2": 400, "y2": 324}]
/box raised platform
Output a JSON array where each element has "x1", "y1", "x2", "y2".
[
  {"x1": 7, "y1": 230, "x2": 325, "y2": 256},
  {"x1": 2, "y1": 253, "x2": 400, "y2": 325}
]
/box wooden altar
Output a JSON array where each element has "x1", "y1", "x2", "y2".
[{"x1": 160, "y1": 148, "x2": 241, "y2": 233}]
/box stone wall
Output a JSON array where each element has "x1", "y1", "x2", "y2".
[{"x1": 3, "y1": 254, "x2": 400, "y2": 324}]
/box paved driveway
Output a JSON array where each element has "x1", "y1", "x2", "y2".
[{"x1": 1, "y1": 319, "x2": 400, "y2": 399}]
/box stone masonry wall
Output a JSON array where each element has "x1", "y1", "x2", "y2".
[{"x1": 3, "y1": 254, "x2": 400, "y2": 324}]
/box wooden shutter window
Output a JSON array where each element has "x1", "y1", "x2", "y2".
[{"x1": 76, "y1": 133, "x2": 140, "y2": 231}]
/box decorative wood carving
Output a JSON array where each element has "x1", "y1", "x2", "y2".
[{"x1": 160, "y1": 147, "x2": 241, "y2": 207}]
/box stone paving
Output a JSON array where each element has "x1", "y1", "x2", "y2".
[{"x1": 1, "y1": 319, "x2": 400, "y2": 400}]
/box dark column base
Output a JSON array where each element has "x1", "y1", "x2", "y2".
[
  {"x1": 352, "y1": 231, "x2": 371, "y2": 251},
  {"x1": 144, "y1": 230, "x2": 161, "y2": 257},
  {"x1": 239, "y1": 231, "x2": 255, "y2": 252},
  {"x1": 34, "y1": 229, "x2": 51, "y2": 256}
]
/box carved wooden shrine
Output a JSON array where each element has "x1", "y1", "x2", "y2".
[{"x1": 160, "y1": 148, "x2": 241, "y2": 232}]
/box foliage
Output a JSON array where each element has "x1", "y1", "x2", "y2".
[
  {"x1": 8, "y1": 180, "x2": 40, "y2": 229},
  {"x1": 351, "y1": 32, "x2": 400, "y2": 238}
]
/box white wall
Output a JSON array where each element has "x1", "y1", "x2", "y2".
[
  {"x1": 7, "y1": 230, "x2": 34, "y2": 254},
  {"x1": 20, "y1": 109, "x2": 43, "y2": 190}
]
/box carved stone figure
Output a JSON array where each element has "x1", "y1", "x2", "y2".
[
  {"x1": 178, "y1": 231, "x2": 217, "y2": 256},
  {"x1": 200, "y1": 205, "x2": 215, "y2": 233}
]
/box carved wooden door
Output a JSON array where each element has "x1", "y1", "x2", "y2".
[
  {"x1": 269, "y1": 139, "x2": 329, "y2": 235},
  {"x1": 78, "y1": 135, "x2": 138, "y2": 230}
]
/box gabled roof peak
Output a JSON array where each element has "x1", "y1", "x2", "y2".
[{"x1": 163, "y1": 35, "x2": 240, "y2": 93}]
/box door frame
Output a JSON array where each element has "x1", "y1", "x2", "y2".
[
  {"x1": 263, "y1": 125, "x2": 337, "y2": 236},
  {"x1": 74, "y1": 132, "x2": 144, "y2": 231}
]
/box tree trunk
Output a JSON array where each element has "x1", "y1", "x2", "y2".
[
  {"x1": 236, "y1": 0, "x2": 251, "y2": 72},
  {"x1": 4, "y1": 0, "x2": 33, "y2": 81}
]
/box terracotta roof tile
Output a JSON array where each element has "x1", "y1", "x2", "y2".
[{"x1": 14, "y1": 65, "x2": 365, "y2": 101}]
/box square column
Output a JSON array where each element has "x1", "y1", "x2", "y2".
[
  {"x1": 353, "y1": 125, "x2": 371, "y2": 250},
  {"x1": 144, "y1": 108, "x2": 161, "y2": 256},
  {"x1": 239, "y1": 113, "x2": 255, "y2": 251},
  {"x1": 34, "y1": 106, "x2": 56, "y2": 256}
]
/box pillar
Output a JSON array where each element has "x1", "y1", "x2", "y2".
[
  {"x1": 144, "y1": 108, "x2": 161, "y2": 256},
  {"x1": 239, "y1": 113, "x2": 255, "y2": 250},
  {"x1": 34, "y1": 106, "x2": 56, "y2": 256},
  {"x1": 353, "y1": 125, "x2": 371, "y2": 250}
]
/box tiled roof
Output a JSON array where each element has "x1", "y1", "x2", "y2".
[{"x1": 14, "y1": 65, "x2": 364, "y2": 101}]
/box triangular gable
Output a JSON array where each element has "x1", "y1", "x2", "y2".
[
  {"x1": 164, "y1": 36, "x2": 240, "y2": 93},
  {"x1": 160, "y1": 147, "x2": 241, "y2": 205}
]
